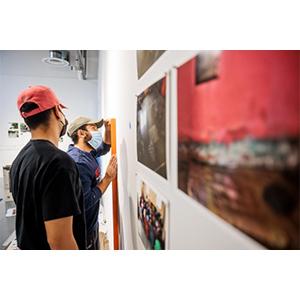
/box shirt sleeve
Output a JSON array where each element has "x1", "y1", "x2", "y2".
[
  {"x1": 41, "y1": 167, "x2": 82, "y2": 221},
  {"x1": 76, "y1": 163, "x2": 103, "y2": 211},
  {"x1": 92, "y1": 142, "x2": 111, "y2": 158}
]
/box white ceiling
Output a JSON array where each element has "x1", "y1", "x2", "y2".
[{"x1": 0, "y1": 50, "x2": 99, "y2": 80}]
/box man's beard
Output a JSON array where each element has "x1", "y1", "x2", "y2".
[{"x1": 84, "y1": 134, "x2": 91, "y2": 145}]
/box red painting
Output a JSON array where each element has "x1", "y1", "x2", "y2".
[{"x1": 177, "y1": 50, "x2": 300, "y2": 249}]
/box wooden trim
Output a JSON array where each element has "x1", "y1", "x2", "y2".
[{"x1": 111, "y1": 118, "x2": 119, "y2": 250}]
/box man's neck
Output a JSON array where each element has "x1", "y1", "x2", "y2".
[
  {"x1": 31, "y1": 129, "x2": 59, "y2": 147},
  {"x1": 75, "y1": 141, "x2": 93, "y2": 152}
]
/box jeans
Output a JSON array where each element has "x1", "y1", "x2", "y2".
[{"x1": 87, "y1": 223, "x2": 100, "y2": 250}]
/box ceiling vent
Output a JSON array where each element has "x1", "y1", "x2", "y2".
[{"x1": 42, "y1": 50, "x2": 70, "y2": 67}]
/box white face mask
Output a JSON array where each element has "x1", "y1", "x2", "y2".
[{"x1": 87, "y1": 130, "x2": 103, "y2": 149}]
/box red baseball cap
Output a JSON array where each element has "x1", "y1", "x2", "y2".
[{"x1": 17, "y1": 85, "x2": 67, "y2": 118}]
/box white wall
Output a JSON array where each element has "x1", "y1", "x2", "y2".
[
  {"x1": 98, "y1": 50, "x2": 264, "y2": 250},
  {"x1": 0, "y1": 51, "x2": 99, "y2": 178}
]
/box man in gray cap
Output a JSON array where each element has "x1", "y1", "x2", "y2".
[{"x1": 67, "y1": 116, "x2": 117, "y2": 250}]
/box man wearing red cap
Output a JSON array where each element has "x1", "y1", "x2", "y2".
[{"x1": 10, "y1": 85, "x2": 86, "y2": 250}]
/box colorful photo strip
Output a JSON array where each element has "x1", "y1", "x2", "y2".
[{"x1": 137, "y1": 177, "x2": 168, "y2": 250}]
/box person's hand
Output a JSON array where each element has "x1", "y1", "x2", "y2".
[
  {"x1": 103, "y1": 119, "x2": 112, "y2": 145},
  {"x1": 104, "y1": 119, "x2": 112, "y2": 132},
  {"x1": 97, "y1": 155, "x2": 117, "y2": 194},
  {"x1": 105, "y1": 154, "x2": 117, "y2": 181}
]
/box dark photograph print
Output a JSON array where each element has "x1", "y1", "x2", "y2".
[
  {"x1": 136, "y1": 50, "x2": 165, "y2": 79},
  {"x1": 195, "y1": 50, "x2": 221, "y2": 84},
  {"x1": 178, "y1": 50, "x2": 300, "y2": 249},
  {"x1": 137, "y1": 77, "x2": 167, "y2": 179},
  {"x1": 137, "y1": 177, "x2": 168, "y2": 250}
]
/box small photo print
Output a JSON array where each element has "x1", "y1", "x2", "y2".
[
  {"x1": 20, "y1": 123, "x2": 30, "y2": 133},
  {"x1": 136, "y1": 176, "x2": 168, "y2": 250},
  {"x1": 8, "y1": 130, "x2": 19, "y2": 138},
  {"x1": 8, "y1": 122, "x2": 20, "y2": 138},
  {"x1": 136, "y1": 50, "x2": 165, "y2": 79},
  {"x1": 195, "y1": 50, "x2": 221, "y2": 84},
  {"x1": 9, "y1": 122, "x2": 19, "y2": 130}
]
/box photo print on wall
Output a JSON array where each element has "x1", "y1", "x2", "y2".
[
  {"x1": 137, "y1": 76, "x2": 167, "y2": 179},
  {"x1": 177, "y1": 50, "x2": 300, "y2": 249},
  {"x1": 195, "y1": 50, "x2": 221, "y2": 84},
  {"x1": 20, "y1": 123, "x2": 30, "y2": 134},
  {"x1": 136, "y1": 176, "x2": 168, "y2": 250},
  {"x1": 136, "y1": 50, "x2": 165, "y2": 79},
  {"x1": 8, "y1": 122, "x2": 20, "y2": 138}
]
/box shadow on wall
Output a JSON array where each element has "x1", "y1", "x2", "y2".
[{"x1": 120, "y1": 138, "x2": 137, "y2": 249}]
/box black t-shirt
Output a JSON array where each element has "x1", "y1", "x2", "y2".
[{"x1": 10, "y1": 139, "x2": 87, "y2": 250}]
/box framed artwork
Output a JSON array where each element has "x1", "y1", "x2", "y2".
[
  {"x1": 137, "y1": 76, "x2": 167, "y2": 179},
  {"x1": 177, "y1": 50, "x2": 300, "y2": 249}
]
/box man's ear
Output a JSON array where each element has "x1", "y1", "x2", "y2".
[
  {"x1": 77, "y1": 129, "x2": 86, "y2": 138},
  {"x1": 53, "y1": 105, "x2": 61, "y2": 120}
]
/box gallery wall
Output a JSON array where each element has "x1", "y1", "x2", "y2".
[{"x1": 98, "y1": 50, "x2": 268, "y2": 249}]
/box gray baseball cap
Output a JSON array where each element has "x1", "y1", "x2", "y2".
[{"x1": 67, "y1": 116, "x2": 104, "y2": 137}]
